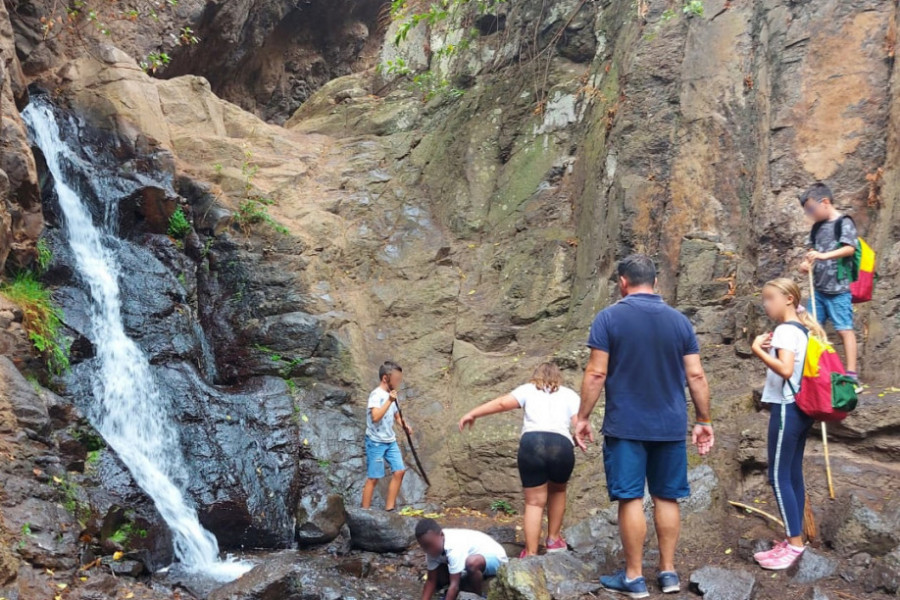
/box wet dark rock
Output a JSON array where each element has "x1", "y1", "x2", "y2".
[
  {"x1": 792, "y1": 549, "x2": 838, "y2": 584},
  {"x1": 101, "y1": 556, "x2": 146, "y2": 577},
  {"x1": 490, "y1": 553, "x2": 600, "y2": 600},
  {"x1": 689, "y1": 567, "x2": 756, "y2": 600},
  {"x1": 345, "y1": 507, "x2": 416, "y2": 553},
  {"x1": 117, "y1": 185, "x2": 180, "y2": 238},
  {"x1": 208, "y1": 551, "x2": 302, "y2": 600},
  {"x1": 325, "y1": 523, "x2": 352, "y2": 556}
]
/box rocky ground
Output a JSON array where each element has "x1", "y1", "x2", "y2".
[{"x1": 0, "y1": 0, "x2": 899, "y2": 599}]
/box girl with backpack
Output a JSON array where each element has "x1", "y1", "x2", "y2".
[{"x1": 750, "y1": 278, "x2": 827, "y2": 570}]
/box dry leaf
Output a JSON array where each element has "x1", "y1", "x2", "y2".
[{"x1": 112, "y1": 551, "x2": 124, "y2": 561}]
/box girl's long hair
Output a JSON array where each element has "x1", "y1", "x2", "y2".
[
  {"x1": 763, "y1": 278, "x2": 828, "y2": 341},
  {"x1": 530, "y1": 362, "x2": 562, "y2": 393}
]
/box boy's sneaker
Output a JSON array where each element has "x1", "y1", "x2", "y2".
[
  {"x1": 754, "y1": 540, "x2": 788, "y2": 562},
  {"x1": 545, "y1": 537, "x2": 568, "y2": 553},
  {"x1": 600, "y1": 570, "x2": 650, "y2": 599},
  {"x1": 657, "y1": 571, "x2": 680, "y2": 594},
  {"x1": 758, "y1": 545, "x2": 805, "y2": 571}
]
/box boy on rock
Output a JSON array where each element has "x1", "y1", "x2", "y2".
[
  {"x1": 362, "y1": 360, "x2": 412, "y2": 511},
  {"x1": 416, "y1": 518, "x2": 508, "y2": 600}
]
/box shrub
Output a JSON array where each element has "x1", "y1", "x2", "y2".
[
  {"x1": 0, "y1": 272, "x2": 70, "y2": 373},
  {"x1": 36, "y1": 239, "x2": 52, "y2": 273},
  {"x1": 167, "y1": 206, "x2": 192, "y2": 239}
]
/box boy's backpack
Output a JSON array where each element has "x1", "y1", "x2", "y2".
[
  {"x1": 784, "y1": 322, "x2": 858, "y2": 422},
  {"x1": 810, "y1": 215, "x2": 877, "y2": 303}
]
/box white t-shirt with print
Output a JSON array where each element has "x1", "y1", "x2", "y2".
[
  {"x1": 366, "y1": 387, "x2": 398, "y2": 443},
  {"x1": 510, "y1": 383, "x2": 580, "y2": 444},
  {"x1": 761, "y1": 323, "x2": 808, "y2": 404},
  {"x1": 425, "y1": 529, "x2": 508, "y2": 575}
]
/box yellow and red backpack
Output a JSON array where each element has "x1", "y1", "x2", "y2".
[{"x1": 810, "y1": 215, "x2": 876, "y2": 303}]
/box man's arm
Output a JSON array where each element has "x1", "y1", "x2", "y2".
[
  {"x1": 683, "y1": 354, "x2": 714, "y2": 455},
  {"x1": 574, "y1": 349, "x2": 609, "y2": 451},
  {"x1": 420, "y1": 568, "x2": 438, "y2": 600},
  {"x1": 444, "y1": 573, "x2": 463, "y2": 600},
  {"x1": 370, "y1": 390, "x2": 397, "y2": 423}
]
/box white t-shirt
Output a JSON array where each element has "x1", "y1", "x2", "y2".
[
  {"x1": 366, "y1": 387, "x2": 398, "y2": 443},
  {"x1": 510, "y1": 383, "x2": 580, "y2": 444},
  {"x1": 761, "y1": 323, "x2": 808, "y2": 404},
  {"x1": 425, "y1": 529, "x2": 508, "y2": 575}
]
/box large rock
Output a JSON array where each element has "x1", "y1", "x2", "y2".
[
  {"x1": 489, "y1": 553, "x2": 602, "y2": 600},
  {"x1": 208, "y1": 552, "x2": 302, "y2": 600},
  {"x1": 345, "y1": 507, "x2": 416, "y2": 552},
  {"x1": 822, "y1": 493, "x2": 900, "y2": 556},
  {"x1": 563, "y1": 506, "x2": 621, "y2": 563},
  {"x1": 689, "y1": 567, "x2": 757, "y2": 600},
  {"x1": 295, "y1": 487, "x2": 346, "y2": 546},
  {"x1": 0, "y1": 355, "x2": 53, "y2": 435},
  {"x1": 792, "y1": 550, "x2": 838, "y2": 584}
]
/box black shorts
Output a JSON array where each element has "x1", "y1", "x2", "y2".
[{"x1": 517, "y1": 431, "x2": 576, "y2": 488}]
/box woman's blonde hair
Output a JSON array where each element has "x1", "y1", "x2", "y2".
[
  {"x1": 763, "y1": 278, "x2": 828, "y2": 341},
  {"x1": 530, "y1": 362, "x2": 562, "y2": 393}
]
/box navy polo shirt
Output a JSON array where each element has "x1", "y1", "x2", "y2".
[{"x1": 587, "y1": 293, "x2": 699, "y2": 442}]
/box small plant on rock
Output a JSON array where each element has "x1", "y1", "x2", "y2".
[
  {"x1": 490, "y1": 499, "x2": 517, "y2": 516},
  {"x1": 167, "y1": 207, "x2": 192, "y2": 239},
  {"x1": 0, "y1": 272, "x2": 70, "y2": 374}
]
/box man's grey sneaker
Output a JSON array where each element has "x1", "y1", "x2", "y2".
[
  {"x1": 657, "y1": 571, "x2": 680, "y2": 594},
  {"x1": 600, "y1": 570, "x2": 650, "y2": 599}
]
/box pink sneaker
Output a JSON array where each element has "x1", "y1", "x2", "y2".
[
  {"x1": 754, "y1": 540, "x2": 788, "y2": 562},
  {"x1": 758, "y1": 545, "x2": 804, "y2": 570},
  {"x1": 545, "y1": 538, "x2": 568, "y2": 553}
]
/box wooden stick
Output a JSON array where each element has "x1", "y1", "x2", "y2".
[
  {"x1": 804, "y1": 492, "x2": 817, "y2": 540},
  {"x1": 822, "y1": 423, "x2": 835, "y2": 499},
  {"x1": 808, "y1": 268, "x2": 836, "y2": 500},
  {"x1": 392, "y1": 394, "x2": 431, "y2": 487},
  {"x1": 727, "y1": 501, "x2": 784, "y2": 528}
]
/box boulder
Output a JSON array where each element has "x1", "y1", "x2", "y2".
[
  {"x1": 295, "y1": 489, "x2": 346, "y2": 546},
  {"x1": 682, "y1": 464, "x2": 718, "y2": 515},
  {"x1": 345, "y1": 507, "x2": 416, "y2": 552},
  {"x1": 822, "y1": 493, "x2": 900, "y2": 556},
  {"x1": 563, "y1": 506, "x2": 621, "y2": 563},
  {"x1": 791, "y1": 549, "x2": 838, "y2": 584},
  {"x1": 689, "y1": 567, "x2": 756, "y2": 600},
  {"x1": 870, "y1": 546, "x2": 900, "y2": 594},
  {"x1": 208, "y1": 552, "x2": 302, "y2": 600},
  {"x1": 489, "y1": 553, "x2": 602, "y2": 600}
]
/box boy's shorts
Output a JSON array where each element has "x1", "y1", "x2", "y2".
[
  {"x1": 603, "y1": 436, "x2": 690, "y2": 501},
  {"x1": 810, "y1": 290, "x2": 853, "y2": 331},
  {"x1": 365, "y1": 437, "x2": 405, "y2": 478},
  {"x1": 481, "y1": 554, "x2": 504, "y2": 577}
]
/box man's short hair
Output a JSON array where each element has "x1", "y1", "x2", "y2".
[
  {"x1": 799, "y1": 182, "x2": 833, "y2": 206},
  {"x1": 617, "y1": 254, "x2": 657, "y2": 287},
  {"x1": 415, "y1": 518, "x2": 442, "y2": 538},
  {"x1": 379, "y1": 360, "x2": 402, "y2": 381}
]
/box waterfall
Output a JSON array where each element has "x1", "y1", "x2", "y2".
[{"x1": 22, "y1": 98, "x2": 251, "y2": 582}]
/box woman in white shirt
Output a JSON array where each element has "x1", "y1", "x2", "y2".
[{"x1": 459, "y1": 362, "x2": 580, "y2": 557}]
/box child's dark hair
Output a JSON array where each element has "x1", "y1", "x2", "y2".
[
  {"x1": 799, "y1": 182, "x2": 833, "y2": 206},
  {"x1": 415, "y1": 518, "x2": 442, "y2": 538},
  {"x1": 379, "y1": 360, "x2": 402, "y2": 381}
]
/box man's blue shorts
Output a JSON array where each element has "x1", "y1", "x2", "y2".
[
  {"x1": 482, "y1": 554, "x2": 503, "y2": 577},
  {"x1": 603, "y1": 437, "x2": 690, "y2": 501},
  {"x1": 810, "y1": 290, "x2": 853, "y2": 331},
  {"x1": 365, "y1": 437, "x2": 405, "y2": 479}
]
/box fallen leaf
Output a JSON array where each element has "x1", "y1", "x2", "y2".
[
  {"x1": 56, "y1": 583, "x2": 67, "y2": 590},
  {"x1": 303, "y1": 439, "x2": 309, "y2": 445},
  {"x1": 52, "y1": 476, "x2": 63, "y2": 484},
  {"x1": 45, "y1": 569, "x2": 54, "y2": 576},
  {"x1": 33, "y1": 468, "x2": 43, "y2": 477},
  {"x1": 724, "y1": 548, "x2": 732, "y2": 555},
  {"x1": 79, "y1": 577, "x2": 87, "y2": 582},
  {"x1": 112, "y1": 551, "x2": 124, "y2": 561},
  {"x1": 301, "y1": 415, "x2": 309, "y2": 423},
  {"x1": 125, "y1": 593, "x2": 135, "y2": 599},
  {"x1": 467, "y1": 290, "x2": 475, "y2": 295}
]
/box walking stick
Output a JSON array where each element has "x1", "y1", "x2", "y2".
[
  {"x1": 392, "y1": 390, "x2": 431, "y2": 487},
  {"x1": 808, "y1": 267, "x2": 836, "y2": 500}
]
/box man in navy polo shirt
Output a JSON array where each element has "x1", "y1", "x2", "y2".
[{"x1": 575, "y1": 254, "x2": 714, "y2": 598}]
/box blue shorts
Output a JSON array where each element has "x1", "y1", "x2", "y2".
[
  {"x1": 603, "y1": 437, "x2": 690, "y2": 501},
  {"x1": 482, "y1": 554, "x2": 503, "y2": 577},
  {"x1": 810, "y1": 290, "x2": 853, "y2": 331},
  {"x1": 365, "y1": 438, "x2": 405, "y2": 479}
]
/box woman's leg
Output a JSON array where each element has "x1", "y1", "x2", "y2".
[
  {"x1": 523, "y1": 484, "x2": 548, "y2": 555},
  {"x1": 547, "y1": 482, "x2": 567, "y2": 542}
]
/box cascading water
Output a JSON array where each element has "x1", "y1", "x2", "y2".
[{"x1": 22, "y1": 98, "x2": 251, "y2": 582}]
